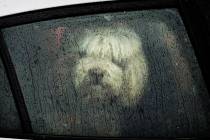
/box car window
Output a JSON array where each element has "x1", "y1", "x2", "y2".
[{"x1": 1, "y1": 8, "x2": 210, "y2": 137}]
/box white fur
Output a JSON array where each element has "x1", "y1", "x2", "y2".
[{"x1": 73, "y1": 27, "x2": 148, "y2": 105}]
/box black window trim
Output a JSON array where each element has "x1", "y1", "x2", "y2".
[
  {"x1": 0, "y1": 31, "x2": 33, "y2": 133},
  {"x1": 0, "y1": 0, "x2": 209, "y2": 139}
]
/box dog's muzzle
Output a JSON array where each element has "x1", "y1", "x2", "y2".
[{"x1": 88, "y1": 68, "x2": 105, "y2": 85}]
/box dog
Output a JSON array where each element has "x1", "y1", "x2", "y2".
[
  {"x1": 50, "y1": 26, "x2": 148, "y2": 136},
  {"x1": 72, "y1": 26, "x2": 148, "y2": 106}
]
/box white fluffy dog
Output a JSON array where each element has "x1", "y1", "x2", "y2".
[
  {"x1": 49, "y1": 26, "x2": 148, "y2": 135},
  {"x1": 73, "y1": 26, "x2": 148, "y2": 106}
]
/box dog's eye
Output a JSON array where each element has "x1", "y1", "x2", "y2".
[
  {"x1": 120, "y1": 63, "x2": 126, "y2": 70},
  {"x1": 78, "y1": 51, "x2": 86, "y2": 58},
  {"x1": 112, "y1": 59, "x2": 126, "y2": 70}
]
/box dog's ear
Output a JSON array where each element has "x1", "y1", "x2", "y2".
[{"x1": 123, "y1": 57, "x2": 148, "y2": 106}]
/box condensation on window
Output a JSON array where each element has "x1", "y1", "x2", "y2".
[
  {"x1": 0, "y1": 58, "x2": 22, "y2": 132},
  {"x1": 2, "y1": 8, "x2": 210, "y2": 137}
]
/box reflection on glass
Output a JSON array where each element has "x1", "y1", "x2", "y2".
[{"x1": 2, "y1": 9, "x2": 210, "y2": 137}]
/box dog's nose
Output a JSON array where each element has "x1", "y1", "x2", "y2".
[{"x1": 89, "y1": 68, "x2": 104, "y2": 85}]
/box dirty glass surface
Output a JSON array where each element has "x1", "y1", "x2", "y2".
[
  {"x1": 2, "y1": 8, "x2": 210, "y2": 137},
  {"x1": 0, "y1": 58, "x2": 22, "y2": 132}
]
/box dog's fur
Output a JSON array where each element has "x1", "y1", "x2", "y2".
[{"x1": 72, "y1": 27, "x2": 148, "y2": 106}]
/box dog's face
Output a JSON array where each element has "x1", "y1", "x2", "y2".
[{"x1": 72, "y1": 27, "x2": 148, "y2": 106}]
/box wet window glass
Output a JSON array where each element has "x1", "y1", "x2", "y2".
[
  {"x1": 2, "y1": 9, "x2": 210, "y2": 137},
  {"x1": 0, "y1": 58, "x2": 22, "y2": 132}
]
